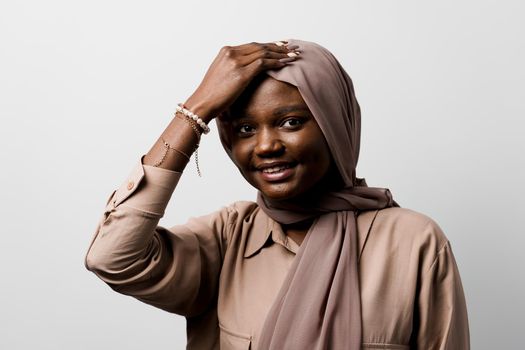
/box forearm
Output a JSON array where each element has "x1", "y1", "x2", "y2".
[
  {"x1": 143, "y1": 98, "x2": 214, "y2": 171},
  {"x1": 87, "y1": 98, "x2": 215, "y2": 277}
]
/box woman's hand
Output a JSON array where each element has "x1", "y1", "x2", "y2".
[{"x1": 184, "y1": 41, "x2": 300, "y2": 122}]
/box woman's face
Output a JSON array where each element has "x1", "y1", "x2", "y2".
[{"x1": 226, "y1": 76, "x2": 334, "y2": 201}]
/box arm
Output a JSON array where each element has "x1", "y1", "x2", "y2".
[
  {"x1": 85, "y1": 41, "x2": 300, "y2": 316},
  {"x1": 84, "y1": 160, "x2": 234, "y2": 316},
  {"x1": 412, "y1": 240, "x2": 470, "y2": 349}
]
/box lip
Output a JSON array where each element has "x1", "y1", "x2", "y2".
[
  {"x1": 255, "y1": 161, "x2": 295, "y2": 170},
  {"x1": 256, "y1": 161, "x2": 297, "y2": 182}
]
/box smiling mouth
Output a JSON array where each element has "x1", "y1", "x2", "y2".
[
  {"x1": 261, "y1": 164, "x2": 294, "y2": 174},
  {"x1": 257, "y1": 163, "x2": 297, "y2": 182}
]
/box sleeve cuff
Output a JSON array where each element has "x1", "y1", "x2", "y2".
[{"x1": 107, "y1": 156, "x2": 182, "y2": 217}]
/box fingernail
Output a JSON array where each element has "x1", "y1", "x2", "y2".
[
  {"x1": 279, "y1": 57, "x2": 296, "y2": 63},
  {"x1": 287, "y1": 52, "x2": 300, "y2": 57}
]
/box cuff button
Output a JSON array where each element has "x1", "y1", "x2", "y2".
[{"x1": 126, "y1": 181, "x2": 134, "y2": 190}]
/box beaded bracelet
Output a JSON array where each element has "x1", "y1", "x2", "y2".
[
  {"x1": 175, "y1": 111, "x2": 201, "y2": 140},
  {"x1": 176, "y1": 103, "x2": 211, "y2": 134}
]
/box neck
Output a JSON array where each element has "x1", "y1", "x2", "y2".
[
  {"x1": 290, "y1": 164, "x2": 345, "y2": 205},
  {"x1": 282, "y1": 218, "x2": 314, "y2": 246}
]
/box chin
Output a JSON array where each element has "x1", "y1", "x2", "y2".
[
  {"x1": 243, "y1": 171, "x2": 313, "y2": 201},
  {"x1": 261, "y1": 191, "x2": 295, "y2": 201},
  {"x1": 258, "y1": 183, "x2": 305, "y2": 202}
]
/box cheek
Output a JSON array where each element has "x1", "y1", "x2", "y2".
[
  {"x1": 302, "y1": 137, "x2": 333, "y2": 182},
  {"x1": 294, "y1": 130, "x2": 331, "y2": 166},
  {"x1": 230, "y1": 142, "x2": 252, "y2": 172},
  {"x1": 311, "y1": 148, "x2": 332, "y2": 180},
  {"x1": 315, "y1": 141, "x2": 332, "y2": 168}
]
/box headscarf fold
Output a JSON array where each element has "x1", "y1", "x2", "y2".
[{"x1": 217, "y1": 39, "x2": 397, "y2": 349}]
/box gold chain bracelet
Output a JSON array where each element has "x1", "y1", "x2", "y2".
[
  {"x1": 151, "y1": 112, "x2": 204, "y2": 177},
  {"x1": 152, "y1": 136, "x2": 191, "y2": 167},
  {"x1": 175, "y1": 111, "x2": 203, "y2": 176}
]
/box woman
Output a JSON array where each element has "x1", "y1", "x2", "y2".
[{"x1": 85, "y1": 39, "x2": 469, "y2": 349}]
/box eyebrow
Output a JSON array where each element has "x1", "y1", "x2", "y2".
[
  {"x1": 232, "y1": 104, "x2": 310, "y2": 120},
  {"x1": 272, "y1": 104, "x2": 311, "y2": 117}
]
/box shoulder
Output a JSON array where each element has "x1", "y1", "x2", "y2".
[
  {"x1": 189, "y1": 200, "x2": 259, "y2": 222},
  {"x1": 228, "y1": 200, "x2": 259, "y2": 213},
  {"x1": 358, "y1": 207, "x2": 449, "y2": 260},
  {"x1": 211, "y1": 200, "x2": 263, "y2": 233},
  {"x1": 179, "y1": 201, "x2": 262, "y2": 248},
  {"x1": 224, "y1": 200, "x2": 260, "y2": 222},
  {"x1": 377, "y1": 207, "x2": 447, "y2": 241},
  {"x1": 183, "y1": 200, "x2": 259, "y2": 233}
]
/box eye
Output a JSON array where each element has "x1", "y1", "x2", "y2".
[
  {"x1": 236, "y1": 124, "x2": 255, "y2": 135},
  {"x1": 281, "y1": 117, "x2": 304, "y2": 129}
]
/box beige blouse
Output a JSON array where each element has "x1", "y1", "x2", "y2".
[{"x1": 85, "y1": 159, "x2": 470, "y2": 350}]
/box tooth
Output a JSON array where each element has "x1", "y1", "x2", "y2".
[{"x1": 262, "y1": 165, "x2": 290, "y2": 174}]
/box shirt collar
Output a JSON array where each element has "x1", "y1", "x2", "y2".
[
  {"x1": 243, "y1": 207, "x2": 380, "y2": 259},
  {"x1": 243, "y1": 208, "x2": 300, "y2": 258}
]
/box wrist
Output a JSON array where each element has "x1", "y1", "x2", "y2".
[
  {"x1": 183, "y1": 97, "x2": 216, "y2": 124},
  {"x1": 176, "y1": 103, "x2": 211, "y2": 135}
]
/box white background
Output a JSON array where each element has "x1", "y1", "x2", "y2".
[{"x1": 1, "y1": 0, "x2": 523, "y2": 349}]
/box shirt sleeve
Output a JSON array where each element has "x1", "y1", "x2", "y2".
[
  {"x1": 84, "y1": 156, "x2": 233, "y2": 317},
  {"x1": 412, "y1": 239, "x2": 470, "y2": 349}
]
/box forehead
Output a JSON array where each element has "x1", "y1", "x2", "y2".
[{"x1": 228, "y1": 75, "x2": 308, "y2": 117}]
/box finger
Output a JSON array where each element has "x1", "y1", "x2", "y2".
[
  {"x1": 232, "y1": 41, "x2": 294, "y2": 56},
  {"x1": 233, "y1": 40, "x2": 288, "y2": 50},
  {"x1": 244, "y1": 54, "x2": 301, "y2": 76},
  {"x1": 237, "y1": 49, "x2": 299, "y2": 66}
]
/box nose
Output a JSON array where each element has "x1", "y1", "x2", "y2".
[{"x1": 254, "y1": 127, "x2": 284, "y2": 157}]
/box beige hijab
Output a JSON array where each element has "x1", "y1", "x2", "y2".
[{"x1": 218, "y1": 39, "x2": 397, "y2": 349}]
